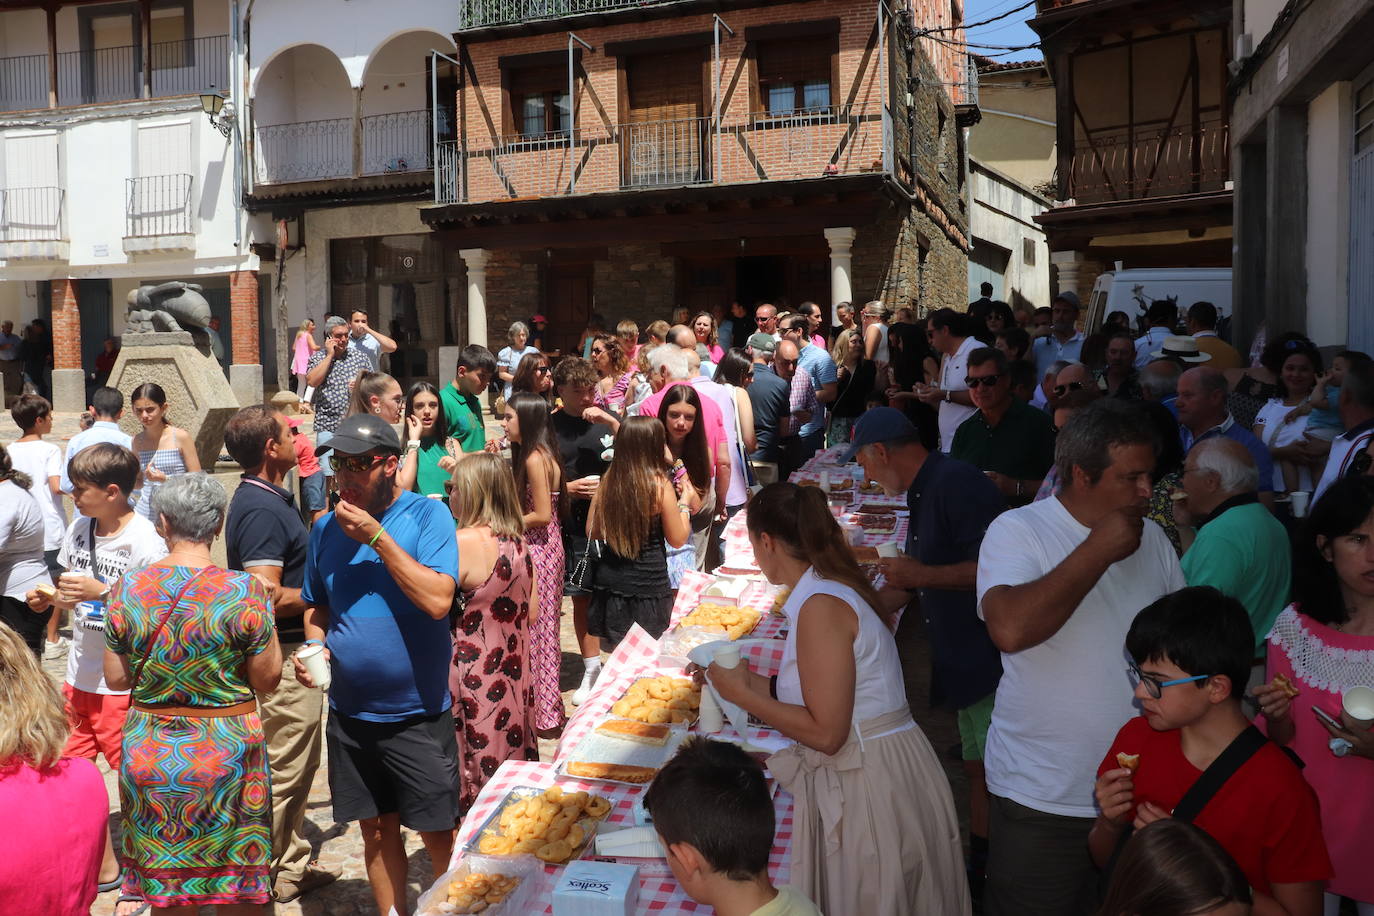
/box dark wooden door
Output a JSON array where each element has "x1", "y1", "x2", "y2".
[{"x1": 545, "y1": 263, "x2": 593, "y2": 355}]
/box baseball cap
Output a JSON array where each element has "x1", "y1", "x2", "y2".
[
  {"x1": 841, "y1": 407, "x2": 918, "y2": 463},
  {"x1": 747, "y1": 332, "x2": 777, "y2": 354},
  {"x1": 315, "y1": 413, "x2": 401, "y2": 457},
  {"x1": 530, "y1": 314, "x2": 548, "y2": 323},
  {"x1": 1052, "y1": 290, "x2": 1081, "y2": 310}
]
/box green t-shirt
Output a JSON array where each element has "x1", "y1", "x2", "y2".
[
  {"x1": 1181, "y1": 498, "x2": 1292, "y2": 652},
  {"x1": 413, "y1": 438, "x2": 450, "y2": 497},
  {"x1": 949, "y1": 399, "x2": 1057, "y2": 484},
  {"x1": 440, "y1": 382, "x2": 485, "y2": 453}
]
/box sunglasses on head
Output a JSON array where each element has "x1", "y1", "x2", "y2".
[
  {"x1": 1053, "y1": 381, "x2": 1087, "y2": 396},
  {"x1": 329, "y1": 453, "x2": 388, "y2": 473},
  {"x1": 964, "y1": 373, "x2": 1003, "y2": 388}
]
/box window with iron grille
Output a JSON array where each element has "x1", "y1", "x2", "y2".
[
  {"x1": 506, "y1": 65, "x2": 570, "y2": 140},
  {"x1": 754, "y1": 37, "x2": 834, "y2": 116}
]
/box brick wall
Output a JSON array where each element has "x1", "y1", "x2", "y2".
[
  {"x1": 484, "y1": 250, "x2": 540, "y2": 343},
  {"x1": 50, "y1": 278, "x2": 81, "y2": 371},
  {"x1": 595, "y1": 244, "x2": 677, "y2": 328},
  {"x1": 229, "y1": 269, "x2": 259, "y2": 365}
]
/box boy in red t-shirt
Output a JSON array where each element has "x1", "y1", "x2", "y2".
[
  {"x1": 1090, "y1": 586, "x2": 1330, "y2": 916},
  {"x1": 288, "y1": 415, "x2": 325, "y2": 523}
]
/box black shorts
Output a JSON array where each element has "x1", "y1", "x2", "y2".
[{"x1": 326, "y1": 708, "x2": 461, "y2": 832}]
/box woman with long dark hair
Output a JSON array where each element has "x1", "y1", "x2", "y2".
[
  {"x1": 703, "y1": 483, "x2": 968, "y2": 915},
  {"x1": 591, "y1": 334, "x2": 636, "y2": 412},
  {"x1": 345, "y1": 370, "x2": 404, "y2": 423},
  {"x1": 397, "y1": 381, "x2": 454, "y2": 497},
  {"x1": 585, "y1": 417, "x2": 692, "y2": 645},
  {"x1": 1098, "y1": 820, "x2": 1252, "y2": 916},
  {"x1": 658, "y1": 384, "x2": 713, "y2": 584},
  {"x1": 1255, "y1": 476, "x2": 1374, "y2": 913},
  {"x1": 511, "y1": 351, "x2": 554, "y2": 405},
  {"x1": 503, "y1": 392, "x2": 567, "y2": 736},
  {"x1": 129, "y1": 382, "x2": 200, "y2": 521}
]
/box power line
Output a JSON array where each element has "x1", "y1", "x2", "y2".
[{"x1": 919, "y1": 0, "x2": 1037, "y2": 35}]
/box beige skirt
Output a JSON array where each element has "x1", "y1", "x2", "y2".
[{"x1": 768, "y1": 706, "x2": 971, "y2": 916}]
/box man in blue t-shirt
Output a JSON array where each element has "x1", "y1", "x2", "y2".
[
  {"x1": 846, "y1": 407, "x2": 1006, "y2": 902},
  {"x1": 294, "y1": 413, "x2": 459, "y2": 916}
]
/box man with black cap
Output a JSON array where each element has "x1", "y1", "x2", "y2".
[
  {"x1": 292, "y1": 413, "x2": 460, "y2": 916},
  {"x1": 847, "y1": 407, "x2": 1006, "y2": 903}
]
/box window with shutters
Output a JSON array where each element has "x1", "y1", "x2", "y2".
[
  {"x1": 754, "y1": 36, "x2": 835, "y2": 117},
  {"x1": 505, "y1": 65, "x2": 570, "y2": 140}
]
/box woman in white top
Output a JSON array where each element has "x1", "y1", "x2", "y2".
[
  {"x1": 705, "y1": 483, "x2": 970, "y2": 916},
  {"x1": 861, "y1": 300, "x2": 890, "y2": 368}
]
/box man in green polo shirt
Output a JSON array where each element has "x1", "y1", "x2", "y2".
[
  {"x1": 1174, "y1": 437, "x2": 1291, "y2": 654},
  {"x1": 950, "y1": 347, "x2": 1057, "y2": 506},
  {"x1": 441, "y1": 344, "x2": 496, "y2": 452}
]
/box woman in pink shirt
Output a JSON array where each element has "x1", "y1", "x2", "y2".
[{"x1": 0, "y1": 622, "x2": 111, "y2": 915}]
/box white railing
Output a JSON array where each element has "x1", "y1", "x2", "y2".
[
  {"x1": 0, "y1": 187, "x2": 64, "y2": 241},
  {"x1": 362, "y1": 109, "x2": 433, "y2": 176},
  {"x1": 459, "y1": 0, "x2": 683, "y2": 29},
  {"x1": 254, "y1": 118, "x2": 352, "y2": 184},
  {"x1": 125, "y1": 173, "x2": 194, "y2": 238}
]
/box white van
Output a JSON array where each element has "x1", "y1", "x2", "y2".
[{"x1": 1084, "y1": 268, "x2": 1233, "y2": 335}]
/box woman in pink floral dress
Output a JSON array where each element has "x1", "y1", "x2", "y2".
[
  {"x1": 502, "y1": 393, "x2": 567, "y2": 736},
  {"x1": 447, "y1": 453, "x2": 539, "y2": 811}
]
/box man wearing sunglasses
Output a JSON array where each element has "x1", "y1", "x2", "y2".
[
  {"x1": 754, "y1": 303, "x2": 779, "y2": 338},
  {"x1": 950, "y1": 348, "x2": 1056, "y2": 507},
  {"x1": 293, "y1": 413, "x2": 460, "y2": 916}
]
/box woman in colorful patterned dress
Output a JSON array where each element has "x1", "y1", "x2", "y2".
[
  {"x1": 104, "y1": 473, "x2": 282, "y2": 913},
  {"x1": 591, "y1": 334, "x2": 636, "y2": 413},
  {"x1": 130, "y1": 382, "x2": 200, "y2": 521},
  {"x1": 447, "y1": 453, "x2": 539, "y2": 811},
  {"x1": 503, "y1": 393, "x2": 567, "y2": 737}
]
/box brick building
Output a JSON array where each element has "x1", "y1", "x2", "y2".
[{"x1": 421, "y1": 0, "x2": 975, "y2": 352}]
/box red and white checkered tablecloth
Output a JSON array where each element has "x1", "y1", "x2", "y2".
[
  {"x1": 667, "y1": 570, "x2": 787, "y2": 641},
  {"x1": 449, "y1": 758, "x2": 794, "y2": 914}
]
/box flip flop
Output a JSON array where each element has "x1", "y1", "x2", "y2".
[
  {"x1": 96, "y1": 869, "x2": 124, "y2": 893},
  {"x1": 114, "y1": 894, "x2": 150, "y2": 916}
]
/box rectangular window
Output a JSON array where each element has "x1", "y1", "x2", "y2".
[
  {"x1": 755, "y1": 37, "x2": 834, "y2": 116},
  {"x1": 507, "y1": 65, "x2": 570, "y2": 140}
]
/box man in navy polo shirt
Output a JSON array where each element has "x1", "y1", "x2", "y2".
[
  {"x1": 847, "y1": 407, "x2": 1006, "y2": 902},
  {"x1": 224, "y1": 405, "x2": 338, "y2": 903},
  {"x1": 293, "y1": 413, "x2": 460, "y2": 916},
  {"x1": 1176, "y1": 367, "x2": 1275, "y2": 509}
]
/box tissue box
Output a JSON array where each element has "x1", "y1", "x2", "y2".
[{"x1": 552, "y1": 861, "x2": 640, "y2": 916}]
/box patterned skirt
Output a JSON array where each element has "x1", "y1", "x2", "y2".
[
  {"x1": 119, "y1": 708, "x2": 272, "y2": 906},
  {"x1": 525, "y1": 518, "x2": 567, "y2": 733}
]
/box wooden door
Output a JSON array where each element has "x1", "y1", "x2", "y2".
[
  {"x1": 545, "y1": 263, "x2": 593, "y2": 355},
  {"x1": 624, "y1": 51, "x2": 706, "y2": 187}
]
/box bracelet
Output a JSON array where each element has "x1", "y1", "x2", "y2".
[
  {"x1": 1015, "y1": 480, "x2": 1023, "y2": 498},
  {"x1": 302, "y1": 639, "x2": 323, "y2": 649},
  {"x1": 677, "y1": 503, "x2": 691, "y2": 513},
  {"x1": 944, "y1": 389, "x2": 951, "y2": 403},
  {"x1": 368, "y1": 527, "x2": 386, "y2": 547},
  {"x1": 406, "y1": 440, "x2": 421, "y2": 451}
]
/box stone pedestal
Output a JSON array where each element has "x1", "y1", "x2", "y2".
[
  {"x1": 50, "y1": 368, "x2": 86, "y2": 414},
  {"x1": 108, "y1": 332, "x2": 240, "y2": 468},
  {"x1": 230, "y1": 363, "x2": 264, "y2": 408}
]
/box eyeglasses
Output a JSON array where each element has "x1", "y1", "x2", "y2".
[
  {"x1": 964, "y1": 374, "x2": 1003, "y2": 389},
  {"x1": 329, "y1": 453, "x2": 387, "y2": 473},
  {"x1": 1127, "y1": 662, "x2": 1209, "y2": 699},
  {"x1": 756, "y1": 316, "x2": 774, "y2": 324},
  {"x1": 1053, "y1": 381, "x2": 1087, "y2": 397},
  {"x1": 535, "y1": 366, "x2": 552, "y2": 375},
  {"x1": 443, "y1": 479, "x2": 457, "y2": 495},
  {"x1": 591, "y1": 347, "x2": 606, "y2": 355}
]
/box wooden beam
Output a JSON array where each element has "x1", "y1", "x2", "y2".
[
  {"x1": 140, "y1": 0, "x2": 151, "y2": 99},
  {"x1": 45, "y1": 2, "x2": 57, "y2": 108}
]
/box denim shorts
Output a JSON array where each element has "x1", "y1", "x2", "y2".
[{"x1": 299, "y1": 470, "x2": 326, "y2": 513}]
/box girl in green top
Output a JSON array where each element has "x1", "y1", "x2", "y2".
[{"x1": 398, "y1": 381, "x2": 457, "y2": 497}]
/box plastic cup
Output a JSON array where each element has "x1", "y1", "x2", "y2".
[
  {"x1": 876, "y1": 542, "x2": 901, "y2": 559},
  {"x1": 297, "y1": 644, "x2": 331, "y2": 690},
  {"x1": 1343, "y1": 685, "x2": 1374, "y2": 726},
  {"x1": 1291, "y1": 490, "x2": 1311, "y2": 518}
]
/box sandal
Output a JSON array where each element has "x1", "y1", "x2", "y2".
[
  {"x1": 114, "y1": 894, "x2": 150, "y2": 916},
  {"x1": 96, "y1": 869, "x2": 124, "y2": 893}
]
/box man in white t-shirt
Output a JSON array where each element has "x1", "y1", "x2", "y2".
[
  {"x1": 976, "y1": 399, "x2": 1185, "y2": 916},
  {"x1": 911, "y1": 308, "x2": 979, "y2": 452},
  {"x1": 7, "y1": 393, "x2": 70, "y2": 657}
]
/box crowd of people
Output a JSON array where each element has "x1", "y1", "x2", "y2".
[{"x1": 0, "y1": 292, "x2": 1373, "y2": 916}]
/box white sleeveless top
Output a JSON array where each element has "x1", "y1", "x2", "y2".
[
  {"x1": 872, "y1": 322, "x2": 890, "y2": 364},
  {"x1": 776, "y1": 568, "x2": 910, "y2": 726}
]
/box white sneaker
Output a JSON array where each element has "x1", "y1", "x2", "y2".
[
  {"x1": 571, "y1": 664, "x2": 602, "y2": 706},
  {"x1": 43, "y1": 636, "x2": 70, "y2": 660}
]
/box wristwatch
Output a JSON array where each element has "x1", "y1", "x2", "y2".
[{"x1": 943, "y1": 389, "x2": 951, "y2": 403}]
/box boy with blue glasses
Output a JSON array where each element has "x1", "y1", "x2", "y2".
[{"x1": 1090, "y1": 587, "x2": 1330, "y2": 915}]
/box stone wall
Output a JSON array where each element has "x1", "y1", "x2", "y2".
[{"x1": 595, "y1": 244, "x2": 677, "y2": 329}]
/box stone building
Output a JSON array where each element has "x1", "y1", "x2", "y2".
[{"x1": 421, "y1": 0, "x2": 974, "y2": 351}]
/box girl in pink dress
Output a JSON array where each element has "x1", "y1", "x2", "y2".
[
  {"x1": 503, "y1": 393, "x2": 568, "y2": 736},
  {"x1": 448, "y1": 453, "x2": 540, "y2": 811},
  {"x1": 1256, "y1": 475, "x2": 1374, "y2": 914}
]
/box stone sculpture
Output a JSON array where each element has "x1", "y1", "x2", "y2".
[{"x1": 124, "y1": 281, "x2": 213, "y2": 335}]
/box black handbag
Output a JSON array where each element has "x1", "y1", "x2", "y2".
[{"x1": 567, "y1": 538, "x2": 604, "y2": 591}]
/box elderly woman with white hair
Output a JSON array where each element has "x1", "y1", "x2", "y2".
[
  {"x1": 497, "y1": 320, "x2": 540, "y2": 402},
  {"x1": 104, "y1": 473, "x2": 282, "y2": 913}
]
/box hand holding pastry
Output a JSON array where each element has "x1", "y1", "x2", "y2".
[
  {"x1": 1253, "y1": 675, "x2": 1297, "y2": 722},
  {"x1": 1094, "y1": 766, "x2": 1135, "y2": 826}
]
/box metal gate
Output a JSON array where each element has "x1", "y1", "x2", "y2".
[{"x1": 1350, "y1": 71, "x2": 1374, "y2": 353}]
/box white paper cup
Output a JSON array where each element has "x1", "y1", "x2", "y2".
[
  {"x1": 1343, "y1": 685, "x2": 1374, "y2": 726},
  {"x1": 297, "y1": 644, "x2": 331, "y2": 690},
  {"x1": 876, "y1": 542, "x2": 901, "y2": 558},
  {"x1": 713, "y1": 645, "x2": 741, "y2": 669},
  {"x1": 1291, "y1": 490, "x2": 1312, "y2": 518}
]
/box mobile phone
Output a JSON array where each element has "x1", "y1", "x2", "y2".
[{"x1": 1311, "y1": 705, "x2": 1342, "y2": 729}]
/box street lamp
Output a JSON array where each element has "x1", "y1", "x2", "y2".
[{"x1": 199, "y1": 87, "x2": 234, "y2": 138}]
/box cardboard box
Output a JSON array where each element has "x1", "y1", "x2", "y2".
[{"x1": 552, "y1": 861, "x2": 640, "y2": 916}]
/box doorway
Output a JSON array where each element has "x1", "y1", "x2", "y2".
[
  {"x1": 544, "y1": 263, "x2": 593, "y2": 355},
  {"x1": 735, "y1": 256, "x2": 788, "y2": 311}
]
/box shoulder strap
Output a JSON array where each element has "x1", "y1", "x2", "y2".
[
  {"x1": 1172, "y1": 725, "x2": 1269, "y2": 823},
  {"x1": 127, "y1": 569, "x2": 204, "y2": 698},
  {"x1": 88, "y1": 517, "x2": 99, "y2": 579}
]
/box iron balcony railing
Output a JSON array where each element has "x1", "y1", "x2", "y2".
[
  {"x1": 0, "y1": 35, "x2": 227, "y2": 114},
  {"x1": 254, "y1": 118, "x2": 352, "y2": 183},
  {"x1": 953, "y1": 54, "x2": 980, "y2": 109},
  {"x1": 361, "y1": 109, "x2": 433, "y2": 176},
  {"x1": 459, "y1": 0, "x2": 684, "y2": 29},
  {"x1": 436, "y1": 106, "x2": 887, "y2": 204},
  {"x1": 1066, "y1": 116, "x2": 1230, "y2": 205},
  {"x1": 125, "y1": 173, "x2": 194, "y2": 238},
  {"x1": 0, "y1": 187, "x2": 65, "y2": 241}
]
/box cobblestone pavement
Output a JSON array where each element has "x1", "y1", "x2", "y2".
[{"x1": 6, "y1": 411, "x2": 966, "y2": 915}]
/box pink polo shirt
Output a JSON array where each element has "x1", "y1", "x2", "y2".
[{"x1": 636, "y1": 379, "x2": 727, "y2": 462}]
